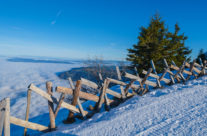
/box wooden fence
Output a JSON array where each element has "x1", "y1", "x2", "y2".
[{"x1": 0, "y1": 58, "x2": 207, "y2": 136}]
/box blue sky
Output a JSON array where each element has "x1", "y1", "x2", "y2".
[{"x1": 0, "y1": 0, "x2": 207, "y2": 60}]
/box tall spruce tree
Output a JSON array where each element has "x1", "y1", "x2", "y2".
[{"x1": 127, "y1": 14, "x2": 192, "y2": 73}]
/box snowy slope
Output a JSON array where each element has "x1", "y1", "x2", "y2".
[{"x1": 45, "y1": 76, "x2": 207, "y2": 136}]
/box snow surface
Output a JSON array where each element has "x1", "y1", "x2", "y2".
[
  {"x1": 45, "y1": 76, "x2": 207, "y2": 136},
  {"x1": 1, "y1": 56, "x2": 207, "y2": 136}
]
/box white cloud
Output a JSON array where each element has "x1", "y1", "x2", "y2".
[{"x1": 51, "y1": 10, "x2": 62, "y2": 25}]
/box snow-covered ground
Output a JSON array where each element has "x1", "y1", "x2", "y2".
[
  {"x1": 0, "y1": 56, "x2": 207, "y2": 136},
  {"x1": 46, "y1": 76, "x2": 207, "y2": 136}
]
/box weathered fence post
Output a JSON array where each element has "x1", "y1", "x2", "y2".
[
  {"x1": 150, "y1": 60, "x2": 161, "y2": 88},
  {"x1": 138, "y1": 68, "x2": 152, "y2": 95},
  {"x1": 24, "y1": 89, "x2": 32, "y2": 136},
  {"x1": 124, "y1": 79, "x2": 136, "y2": 95},
  {"x1": 186, "y1": 60, "x2": 196, "y2": 80},
  {"x1": 0, "y1": 98, "x2": 10, "y2": 136},
  {"x1": 67, "y1": 80, "x2": 82, "y2": 122},
  {"x1": 68, "y1": 78, "x2": 86, "y2": 118},
  {"x1": 163, "y1": 59, "x2": 175, "y2": 84},
  {"x1": 159, "y1": 68, "x2": 168, "y2": 83},
  {"x1": 46, "y1": 82, "x2": 56, "y2": 130},
  {"x1": 134, "y1": 67, "x2": 142, "y2": 87},
  {"x1": 97, "y1": 79, "x2": 110, "y2": 111},
  {"x1": 4, "y1": 98, "x2": 10, "y2": 136},
  {"x1": 172, "y1": 60, "x2": 186, "y2": 82},
  {"x1": 97, "y1": 73, "x2": 110, "y2": 110},
  {"x1": 54, "y1": 93, "x2": 65, "y2": 118},
  {"x1": 0, "y1": 99, "x2": 6, "y2": 135},
  {"x1": 116, "y1": 66, "x2": 126, "y2": 99}
]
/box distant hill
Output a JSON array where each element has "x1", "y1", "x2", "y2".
[{"x1": 56, "y1": 66, "x2": 133, "y2": 85}]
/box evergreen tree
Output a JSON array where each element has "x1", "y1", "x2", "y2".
[
  {"x1": 127, "y1": 14, "x2": 192, "y2": 73},
  {"x1": 165, "y1": 24, "x2": 191, "y2": 66}
]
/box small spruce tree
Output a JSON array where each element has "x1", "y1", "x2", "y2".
[{"x1": 127, "y1": 14, "x2": 192, "y2": 73}]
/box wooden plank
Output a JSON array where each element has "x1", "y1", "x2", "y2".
[
  {"x1": 56, "y1": 86, "x2": 113, "y2": 103},
  {"x1": 106, "y1": 88, "x2": 133, "y2": 98},
  {"x1": 107, "y1": 78, "x2": 126, "y2": 86},
  {"x1": 97, "y1": 73, "x2": 111, "y2": 110},
  {"x1": 172, "y1": 61, "x2": 186, "y2": 81},
  {"x1": 194, "y1": 62, "x2": 202, "y2": 68},
  {"x1": 106, "y1": 89, "x2": 122, "y2": 99},
  {"x1": 29, "y1": 84, "x2": 80, "y2": 113},
  {"x1": 0, "y1": 109, "x2": 5, "y2": 135},
  {"x1": 163, "y1": 59, "x2": 175, "y2": 84},
  {"x1": 67, "y1": 80, "x2": 82, "y2": 121},
  {"x1": 54, "y1": 93, "x2": 65, "y2": 118},
  {"x1": 24, "y1": 89, "x2": 32, "y2": 136},
  {"x1": 116, "y1": 66, "x2": 126, "y2": 99},
  {"x1": 106, "y1": 77, "x2": 139, "y2": 90},
  {"x1": 150, "y1": 60, "x2": 161, "y2": 87},
  {"x1": 116, "y1": 66, "x2": 122, "y2": 80},
  {"x1": 56, "y1": 86, "x2": 98, "y2": 102},
  {"x1": 131, "y1": 84, "x2": 140, "y2": 90},
  {"x1": 0, "y1": 110, "x2": 5, "y2": 135},
  {"x1": 4, "y1": 98, "x2": 10, "y2": 136},
  {"x1": 134, "y1": 67, "x2": 142, "y2": 85},
  {"x1": 185, "y1": 62, "x2": 201, "y2": 74},
  {"x1": 97, "y1": 79, "x2": 110, "y2": 110},
  {"x1": 140, "y1": 68, "x2": 152, "y2": 95},
  {"x1": 124, "y1": 79, "x2": 136, "y2": 95},
  {"x1": 10, "y1": 116, "x2": 48, "y2": 131},
  {"x1": 104, "y1": 93, "x2": 110, "y2": 110},
  {"x1": 170, "y1": 65, "x2": 192, "y2": 75},
  {"x1": 119, "y1": 86, "x2": 126, "y2": 99},
  {"x1": 68, "y1": 77, "x2": 75, "y2": 89},
  {"x1": 81, "y1": 78, "x2": 98, "y2": 89},
  {"x1": 159, "y1": 69, "x2": 168, "y2": 83},
  {"x1": 141, "y1": 68, "x2": 152, "y2": 85},
  {"x1": 125, "y1": 72, "x2": 141, "y2": 82},
  {"x1": 186, "y1": 60, "x2": 196, "y2": 80},
  {"x1": 166, "y1": 69, "x2": 174, "y2": 75},
  {"x1": 142, "y1": 70, "x2": 170, "y2": 84},
  {"x1": 124, "y1": 72, "x2": 157, "y2": 87},
  {"x1": 172, "y1": 60, "x2": 188, "y2": 81},
  {"x1": 68, "y1": 78, "x2": 86, "y2": 117},
  {"x1": 98, "y1": 73, "x2": 103, "y2": 81},
  {"x1": 0, "y1": 98, "x2": 6, "y2": 135},
  {"x1": 46, "y1": 82, "x2": 56, "y2": 129}
]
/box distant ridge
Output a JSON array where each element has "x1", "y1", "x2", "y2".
[{"x1": 7, "y1": 57, "x2": 74, "y2": 64}]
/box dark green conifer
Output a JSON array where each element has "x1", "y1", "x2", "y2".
[{"x1": 127, "y1": 14, "x2": 192, "y2": 73}]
